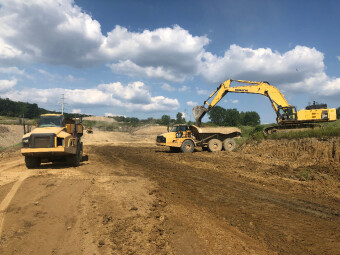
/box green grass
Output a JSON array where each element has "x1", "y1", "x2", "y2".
[
  {"x1": 0, "y1": 142, "x2": 22, "y2": 151},
  {"x1": 268, "y1": 120, "x2": 340, "y2": 140},
  {"x1": 0, "y1": 116, "x2": 36, "y2": 125}
]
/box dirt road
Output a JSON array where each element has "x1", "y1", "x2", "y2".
[{"x1": 0, "y1": 131, "x2": 339, "y2": 254}]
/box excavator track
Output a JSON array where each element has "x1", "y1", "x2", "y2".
[{"x1": 264, "y1": 123, "x2": 321, "y2": 135}]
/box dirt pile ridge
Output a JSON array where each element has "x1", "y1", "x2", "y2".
[{"x1": 0, "y1": 125, "x2": 25, "y2": 148}]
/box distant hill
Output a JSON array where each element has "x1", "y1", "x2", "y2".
[{"x1": 0, "y1": 97, "x2": 90, "y2": 119}]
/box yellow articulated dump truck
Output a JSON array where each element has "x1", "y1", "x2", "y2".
[
  {"x1": 21, "y1": 114, "x2": 85, "y2": 168},
  {"x1": 156, "y1": 124, "x2": 241, "y2": 153}
]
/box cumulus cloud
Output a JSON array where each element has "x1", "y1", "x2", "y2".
[
  {"x1": 72, "y1": 109, "x2": 81, "y2": 113},
  {"x1": 161, "y1": 83, "x2": 176, "y2": 92},
  {"x1": 196, "y1": 87, "x2": 210, "y2": 95},
  {"x1": 179, "y1": 85, "x2": 189, "y2": 92},
  {"x1": 199, "y1": 45, "x2": 324, "y2": 86},
  {"x1": 0, "y1": 0, "x2": 103, "y2": 67},
  {"x1": 186, "y1": 101, "x2": 198, "y2": 107},
  {"x1": 161, "y1": 83, "x2": 189, "y2": 92},
  {"x1": 0, "y1": 79, "x2": 17, "y2": 91},
  {"x1": 104, "y1": 25, "x2": 209, "y2": 82},
  {"x1": 0, "y1": 1, "x2": 208, "y2": 81},
  {"x1": 0, "y1": 0, "x2": 339, "y2": 98},
  {"x1": 0, "y1": 66, "x2": 24, "y2": 75},
  {"x1": 3, "y1": 80, "x2": 179, "y2": 112}
]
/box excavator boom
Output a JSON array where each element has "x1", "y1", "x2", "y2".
[
  {"x1": 193, "y1": 79, "x2": 291, "y2": 125},
  {"x1": 192, "y1": 79, "x2": 336, "y2": 130}
]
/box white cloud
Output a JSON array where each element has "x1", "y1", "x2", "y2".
[
  {"x1": 179, "y1": 85, "x2": 189, "y2": 92},
  {"x1": 161, "y1": 83, "x2": 176, "y2": 92},
  {"x1": 0, "y1": 1, "x2": 208, "y2": 81},
  {"x1": 72, "y1": 109, "x2": 81, "y2": 113},
  {"x1": 186, "y1": 101, "x2": 198, "y2": 107},
  {"x1": 231, "y1": 99, "x2": 239, "y2": 104},
  {"x1": 337, "y1": 56, "x2": 340, "y2": 61},
  {"x1": 0, "y1": 0, "x2": 104, "y2": 67},
  {"x1": 199, "y1": 45, "x2": 324, "y2": 86},
  {"x1": 196, "y1": 87, "x2": 210, "y2": 95},
  {"x1": 105, "y1": 112, "x2": 125, "y2": 117},
  {"x1": 161, "y1": 83, "x2": 189, "y2": 92},
  {"x1": 0, "y1": 0, "x2": 339, "y2": 98},
  {"x1": 0, "y1": 78, "x2": 16, "y2": 91},
  {"x1": 0, "y1": 66, "x2": 24, "y2": 75},
  {"x1": 3, "y1": 80, "x2": 179, "y2": 112},
  {"x1": 103, "y1": 25, "x2": 209, "y2": 82}
]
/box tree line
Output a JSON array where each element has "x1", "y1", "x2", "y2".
[
  {"x1": 0, "y1": 97, "x2": 89, "y2": 119},
  {"x1": 2, "y1": 97, "x2": 339, "y2": 126},
  {"x1": 207, "y1": 106, "x2": 260, "y2": 126}
]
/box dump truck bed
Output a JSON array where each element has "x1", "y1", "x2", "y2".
[{"x1": 189, "y1": 125, "x2": 241, "y2": 143}]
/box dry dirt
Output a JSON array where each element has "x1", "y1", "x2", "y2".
[{"x1": 0, "y1": 129, "x2": 339, "y2": 254}]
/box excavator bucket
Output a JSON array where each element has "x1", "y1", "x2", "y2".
[{"x1": 192, "y1": 105, "x2": 208, "y2": 126}]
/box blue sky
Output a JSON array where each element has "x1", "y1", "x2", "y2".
[{"x1": 0, "y1": 0, "x2": 339, "y2": 123}]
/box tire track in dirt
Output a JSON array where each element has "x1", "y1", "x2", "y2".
[
  {"x1": 0, "y1": 171, "x2": 31, "y2": 239},
  {"x1": 96, "y1": 145, "x2": 340, "y2": 255}
]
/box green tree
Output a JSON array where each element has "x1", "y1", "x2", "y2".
[
  {"x1": 224, "y1": 108, "x2": 240, "y2": 126},
  {"x1": 176, "y1": 112, "x2": 186, "y2": 124},
  {"x1": 337, "y1": 107, "x2": 340, "y2": 119},
  {"x1": 240, "y1": 111, "x2": 260, "y2": 126},
  {"x1": 208, "y1": 106, "x2": 227, "y2": 126},
  {"x1": 160, "y1": 115, "x2": 171, "y2": 126}
]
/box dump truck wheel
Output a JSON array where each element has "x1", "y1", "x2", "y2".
[
  {"x1": 208, "y1": 139, "x2": 222, "y2": 152},
  {"x1": 223, "y1": 138, "x2": 236, "y2": 151},
  {"x1": 181, "y1": 140, "x2": 195, "y2": 153},
  {"x1": 170, "y1": 147, "x2": 180, "y2": 153},
  {"x1": 25, "y1": 156, "x2": 41, "y2": 169},
  {"x1": 67, "y1": 144, "x2": 81, "y2": 167}
]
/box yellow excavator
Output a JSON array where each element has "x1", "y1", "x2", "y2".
[{"x1": 193, "y1": 79, "x2": 337, "y2": 134}]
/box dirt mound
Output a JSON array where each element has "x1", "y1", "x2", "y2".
[
  {"x1": 240, "y1": 138, "x2": 340, "y2": 180},
  {"x1": 0, "y1": 125, "x2": 25, "y2": 148},
  {"x1": 83, "y1": 116, "x2": 117, "y2": 123},
  {"x1": 132, "y1": 125, "x2": 167, "y2": 135}
]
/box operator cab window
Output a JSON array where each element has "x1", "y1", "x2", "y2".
[
  {"x1": 39, "y1": 116, "x2": 63, "y2": 127},
  {"x1": 179, "y1": 126, "x2": 187, "y2": 131}
]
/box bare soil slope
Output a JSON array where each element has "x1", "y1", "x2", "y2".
[
  {"x1": 0, "y1": 129, "x2": 339, "y2": 254},
  {"x1": 0, "y1": 125, "x2": 25, "y2": 148}
]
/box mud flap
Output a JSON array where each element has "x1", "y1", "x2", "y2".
[{"x1": 81, "y1": 155, "x2": 89, "y2": 162}]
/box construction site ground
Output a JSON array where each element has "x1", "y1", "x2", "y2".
[{"x1": 0, "y1": 126, "x2": 339, "y2": 254}]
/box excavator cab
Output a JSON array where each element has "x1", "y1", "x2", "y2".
[{"x1": 277, "y1": 106, "x2": 297, "y2": 123}]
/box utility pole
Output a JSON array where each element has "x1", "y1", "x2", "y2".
[{"x1": 61, "y1": 94, "x2": 65, "y2": 115}]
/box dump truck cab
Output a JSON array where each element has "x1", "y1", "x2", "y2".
[
  {"x1": 156, "y1": 124, "x2": 193, "y2": 151},
  {"x1": 21, "y1": 114, "x2": 84, "y2": 168}
]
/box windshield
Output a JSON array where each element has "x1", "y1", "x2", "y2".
[
  {"x1": 39, "y1": 116, "x2": 63, "y2": 127},
  {"x1": 170, "y1": 126, "x2": 187, "y2": 132}
]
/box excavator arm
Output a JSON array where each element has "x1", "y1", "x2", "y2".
[{"x1": 193, "y1": 79, "x2": 295, "y2": 125}]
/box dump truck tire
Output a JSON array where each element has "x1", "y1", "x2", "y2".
[
  {"x1": 181, "y1": 140, "x2": 195, "y2": 153},
  {"x1": 208, "y1": 139, "x2": 222, "y2": 152},
  {"x1": 223, "y1": 138, "x2": 236, "y2": 151},
  {"x1": 25, "y1": 156, "x2": 41, "y2": 169},
  {"x1": 67, "y1": 144, "x2": 81, "y2": 167}
]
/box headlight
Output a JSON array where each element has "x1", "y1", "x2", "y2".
[{"x1": 22, "y1": 138, "x2": 29, "y2": 147}]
